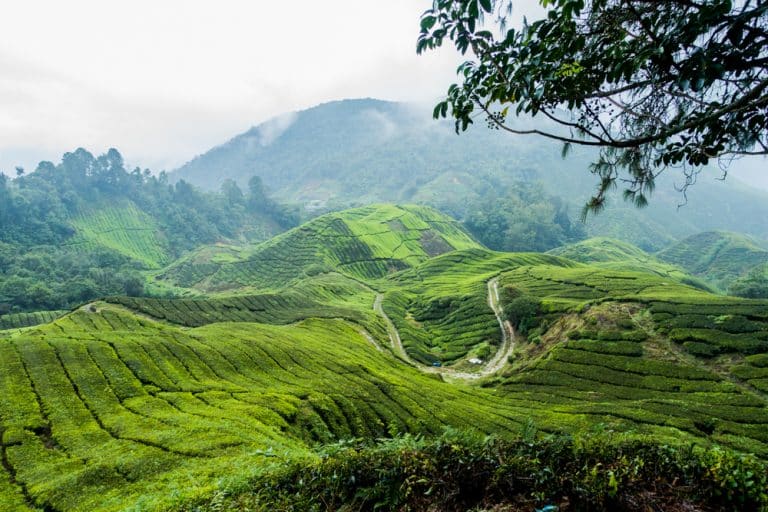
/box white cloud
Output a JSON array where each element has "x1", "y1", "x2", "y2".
[
  {"x1": 256, "y1": 111, "x2": 298, "y2": 147},
  {"x1": 24, "y1": 0, "x2": 761, "y2": 193},
  {"x1": 0, "y1": 0, "x2": 476, "y2": 173}
]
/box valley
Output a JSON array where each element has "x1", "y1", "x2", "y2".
[{"x1": 1, "y1": 203, "x2": 767, "y2": 511}]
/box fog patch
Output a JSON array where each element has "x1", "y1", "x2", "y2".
[
  {"x1": 256, "y1": 111, "x2": 298, "y2": 146},
  {"x1": 362, "y1": 108, "x2": 398, "y2": 140}
]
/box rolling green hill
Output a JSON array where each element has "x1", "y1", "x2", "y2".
[
  {"x1": 381, "y1": 249, "x2": 576, "y2": 365},
  {"x1": 3, "y1": 205, "x2": 768, "y2": 511},
  {"x1": 155, "y1": 204, "x2": 480, "y2": 292},
  {"x1": 657, "y1": 231, "x2": 768, "y2": 291},
  {"x1": 548, "y1": 237, "x2": 714, "y2": 291},
  {"x1": 3, "y1": 245, "x2": 768, "y2": 510}
]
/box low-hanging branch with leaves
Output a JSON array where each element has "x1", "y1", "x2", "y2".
[{"x1": 418, "y1": 0, "x2": 768, "y2": 214}]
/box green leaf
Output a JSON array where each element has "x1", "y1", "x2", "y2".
[
  {"x1": 468, "y1": 0, "x2": 479, "y2": 20},
  {"x1": 420, "y1": 15, "x2": 437, "y2": 32},
  {"x1": 479, "y1": 0, "x2": 493, "y2": 13}
]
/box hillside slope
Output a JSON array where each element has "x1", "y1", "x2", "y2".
[
  {"x1": 172, "y1": 98, "x2": 768, "y2": 249},
  {"x1": 657, "y1": 231, "x2": 768, "y2": 290},
  {"x1": 64, "y1": 202, "x2": 172, "y2": 268},
  {"x1": 155, "y1": 204, "x2": 480, "y2": 292},
  {"x1": 3, "y1": 241, "x2": 768, "y2": 510},
  {"x1": 548, "y1": 237, "x2": 714, "y2": 291}
]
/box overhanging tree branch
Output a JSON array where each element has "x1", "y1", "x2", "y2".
[{"x1": 418, "y1": 0, "x2": 768, "y2": 213}]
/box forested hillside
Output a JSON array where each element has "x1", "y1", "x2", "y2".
[
  {"x1": 0, "y1": 149, "x2": 296, "y2": 314},
  {"x1": 173, "y1": 99, "x2": 768, "y2": 251}
]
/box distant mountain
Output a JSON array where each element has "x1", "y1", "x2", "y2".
[
  {"x1": 174, "y1": 99, "x2": 540, "y2": 205},
  {"x1": 173, "y1": 99, "x2": 768, "y2": 251},
  {"x1": 657, "y1": 231, "x2": 768, "y2": 291}
]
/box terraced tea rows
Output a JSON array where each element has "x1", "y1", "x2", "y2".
[
  {"x1": 107, "y1": 290, "x2": 366, "y2": 328},
  {"x1": 548, "y1": 237, "x2": 713, "y2": 290},
  {"x1": 0, "y1": 311, "x2": 66, "y2": 330},
  {"x1": 1, "y1": 306, "x2": 565, "y2": 511},
  {"x1": 5, "y1": 204, "x2": 768, "y2": 510},
  {"x1": 381, "y1": 249, "x2": 576, "y2": 364},
  {"x1": 156, "y1": 204, "x2": 480, "y2": 291},
  {"x1": 492, "y1": 264, "x2": 768, "y2": 455},
  {"x1": 66, "y1": 203, "x2": 171, "y2": 268},
  {"x1": 7, "y1": 284, "x2": 762, "y2": 510}
]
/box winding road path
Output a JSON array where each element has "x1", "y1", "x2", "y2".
[{"x1": 372, "y1": 277, "x2": 515, "y2": 380}]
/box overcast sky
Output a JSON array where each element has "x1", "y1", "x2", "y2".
[
  {"x1": 2, "y1": 0, "x2": 764, "y2": 187},
  {"x1": 0, "y1": 1, "x2": 539, "y2": 174}
]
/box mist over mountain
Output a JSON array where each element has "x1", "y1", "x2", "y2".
[{"x1": 173, "y1": 98, "x2": 768, "y2": 251}]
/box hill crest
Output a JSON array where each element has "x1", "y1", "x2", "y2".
[
  {"x1": 155, "y1": 203, "x2": 481, "y2": 292},
  {"x1": 657, "y1": 231, "x2": 768, "y2": 290}
]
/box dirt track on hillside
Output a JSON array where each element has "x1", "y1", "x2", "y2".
[{"x1": 372, "y1": 277, "x2": 515, "y2": 380}]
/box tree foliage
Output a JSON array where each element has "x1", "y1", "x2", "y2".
[
  {"x1": 0, "y1": 148, "x2": 297, "y2": 313},
  {"x1": 462, "y1": 180, "x2": 585, "y2": 251},
  {"x1": 418, "y1": 0, "x2": 768, "y2": 213}
]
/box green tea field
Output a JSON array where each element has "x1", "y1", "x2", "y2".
[{"x1": 2, "y1": 205, "x2": 767, "y2": 511}]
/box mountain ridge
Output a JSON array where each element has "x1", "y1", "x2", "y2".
[{"x1": 171, "y1": 98, "x2": 768, "y2": 251}]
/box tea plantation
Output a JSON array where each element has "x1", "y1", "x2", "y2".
[
  {"x1": 66, "y1": 203, "x2": 172, "y2": 269},
  {"x1": 154, "y1": 204, "x2": 479, "y2": 292},
  {"x1": 2, "y1": 205, "x2": 768, "y2": 511}
]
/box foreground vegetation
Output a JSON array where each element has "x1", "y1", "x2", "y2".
[
  {"x1": 2, "y1": 204, "x2": 768, "y2": 511},
  {"x1": 188, "y1": 430, "x2": 767, "y2": 512},
  {"x1": 2, "y1": 298, "x2": 767, "y2": 511}
]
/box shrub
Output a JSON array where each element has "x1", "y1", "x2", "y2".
[
  {"x1": 621, "y1": 330, "x2": 649, "y2": 342},
  {"x1": 505, "y1": 295, "x2": 542, "y2": 335},
  {"x1": 683, "y1": 341, "x2": 720, "y2": 358},
  {"x1": 191, "y1": 432, "x2": 768, "y2": 512}
]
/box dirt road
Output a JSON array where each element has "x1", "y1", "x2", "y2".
[{"x1": 372, "y1": 276, "x2": 515, "y2": 380}]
